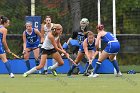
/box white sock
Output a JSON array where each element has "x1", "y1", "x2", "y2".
[
  {"x1": 52, "y1": 59, "x2": 57, "y2": 65},
  {"x1": 51, "y1": 63, "x2": 59, "y2": 70},
  {"x1": 26, "y1": 67, "x2": 37, "y2": 75},
  {"x1": 44, "y1": 60, "x2": 48, "y2": 70}
]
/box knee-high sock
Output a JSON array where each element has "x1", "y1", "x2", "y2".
[
  {"x1": 52, "y1": 59, "x2": 57, "y2": 65},
  {"x1": 111, "y1": 60, "x2": 120, "y2": 73},
  {"x1": 44, "y1": 60, "x2": 47, "y2": 70},
  {"x1": 25, "y1": 60, "x2": 30, "y2": 70},
  {"x1": 84, "y1": 62, "x2": 89, "y2": 72},
  {"x1": 25, "y1": 67, "x2": 37, "y2": 75},
  {"x1": 71, "y1": 64, "x2": 78, "y2": 71},
  {"x1": 4, "y1": 61, "x2": 12, "y2": 74},
  {"x1": 93, "y1": 61, "x2": 101, "y2": 74},
  {"x1": 51, "y1": 63, "x2": 59, "y2": 70}
]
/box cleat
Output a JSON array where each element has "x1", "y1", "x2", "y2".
[
  {"x1": 23, "y1": 73, "x2": 28, "y2": 77},
  {"x1": 83, "y1": 72, "x2": 90, "y2": 76},
  {"x1": 48, "y1": 66, "x2": 57, "y2": 76},
  {"x1": 115, "y1": 71, "x2": 122, "y2": 77},
  {"x1": 52, "y1": 70, "x2": 57, "y2": 76},
  {"x1": 10, "y1": 73, "x2": 15, "y2": 78},
  {"x1": 88, "y1": 73, "x2": 99, "y2": 78}
]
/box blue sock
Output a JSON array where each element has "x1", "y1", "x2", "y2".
[
  {"x1": 93, "y1": 61, "x2": 101, "y2": 74},
  {"x1": 4, "y1": 61, "x2": 12, "y2": 74},
  {"x1": 84, "y1": 62, "x2": 89, "y2": 72},
  {"x1": 25, "y1": 60, "x2": 30, "y2": 70},
  {"x1": 111, "y1": 60, "x2": 120, "y2": 73},
  {"x1": 71, "y1": 64, "x2": 77, "y2": 71},
  {"x1": 35, "y1": 59, "x2": 39, "y2": 66}
]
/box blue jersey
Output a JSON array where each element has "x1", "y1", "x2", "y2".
[
  {"x1": 101, "y1": 32, "x2": 117, "y2": 43},
  {"x1": 77, "y1": 31, "x2": 85, "y2": 44},
  {"x1": 0, "y1": 26, "x2": 5, "y2": 54},
  {"x1": 71, "y1": 27, "x2": 88, "y2": 45},
  {"x1": 25, "y1": 28, "x2": 39, "y2": 48},
  {"x1": 101, "y1": 32, "x2": 120, "y2": 54},
  {"x1": 87, "y1": 38, "x2": 96, "y2": 51},
  {"x1": 79, "y1": 38, "x2": 96, "y2": 53}
]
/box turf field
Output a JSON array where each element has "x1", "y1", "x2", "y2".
[{"x1": 0, "y1": 74, "x2": 140, "y2": 93}]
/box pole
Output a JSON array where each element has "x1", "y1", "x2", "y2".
[
  {"x1": 98, "y1": 0, "x2": 101, "y2": 56},
  {"x1": 31, "y1": 0, "x2": 35, "y2": 16}
]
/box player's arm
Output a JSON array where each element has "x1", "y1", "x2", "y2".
[
  {"x1": 92, "y1": 38, "x2": 99, "y2": 59},
  {"x1": 93, "y1": 50, "x2": 99, "y2": 60},
  {"x1": 83, "y1": 38, "x2": 90, "y2": 60},
  {"x1": 23, "y1": 31, "x2": 26, "y2": 51},
  {"x1": 95, "y1": 32, "x2": 102, "y2": 51},
  {"x1": 2, "y1": 28, "x2": 10, "y2": 53},
  {"x1": 34, "y1": 28, "x2": 44, "y2": 43},
  {"x1": 40, "y1": 24, "x2": 45, "y2": 42},
  {"x1": 57, "y1": 38, "x2": 63, "y2": 50},
  {"x1": 49, "y1": 33, "x2": 69, "y2": 58}
]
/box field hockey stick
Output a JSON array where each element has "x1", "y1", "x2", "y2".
[
  {"x1": 27, "y1": 47, "x2": 39, "y2": 52},
  {"x1": 20, "y1": 47, "x2": 40, "y2": 58},
  {"x1": 61, "y1": 53, "x2": 77, "y2": 65},
  {"x1": 67, "y1": 57, "x2": 77, "y2": 66},
  {"x1": 85, "y1": 58, "x2": 94, "y2": 73},
  {"x1": 36, "y1": 50, "x2": 43, "y2": 60},
  {"x1": 10, "y1": 52, "x2": 21, "y2": 59}
]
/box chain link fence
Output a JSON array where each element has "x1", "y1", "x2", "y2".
[{"x1": 0, "y1": 0, "x2": 140, "y2": 72}]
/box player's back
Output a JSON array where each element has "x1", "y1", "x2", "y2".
[{"x1": 101, "y1": 32, "x2": 117, "y2": 43}]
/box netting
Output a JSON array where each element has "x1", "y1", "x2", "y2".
[{"x1": 0, "y1": 0, "x2": 140, "y2": 72}]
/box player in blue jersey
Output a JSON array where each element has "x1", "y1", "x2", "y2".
[
  {"x1": 67, "y1": 31, "x2": 99, "y2": 76},
  {"x1": 23, "y1": 21, "x2": 43, "y2": 71},
  {"x1": 88, "y1": 24, "x2": 122, "y2": 78},
  {"x1": 66, "y1": 18, "x2": 90, "y2": 76},
  {"x1": 0, "y1": 16, "x2": 14, "y2": 78}
]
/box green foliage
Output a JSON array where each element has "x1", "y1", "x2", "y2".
[
  {"x1": 0, "y1": 0, "x2": 28, "y2": 34},
  {"x1": 0, "y1": 0, "x2": 139, "y2": 65}
]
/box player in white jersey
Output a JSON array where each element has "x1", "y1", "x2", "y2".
[
  {"x1": 41, "y1": 16, "x2": 54, "y2": 39},
  {"x1": 23, "y1": 24, "x2": 69, "y2": 77},
  {"x1": 40, "y1": 16, "x2": 56, "y2": 75}
]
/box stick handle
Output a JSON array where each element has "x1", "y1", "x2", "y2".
[
  {"x1": 68, "y1": 57, "x2": 77, "y2": 66},
  {"x1": 10, "y1": 52, "x2": 20, "y2": 59}
]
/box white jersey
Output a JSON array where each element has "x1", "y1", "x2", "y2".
[
  {"x1": 44, "y1": 23, "x2": 54, "y2": 38},
  {"x1": 42, "y1": 33, "x2": 59, "y2": 50}
]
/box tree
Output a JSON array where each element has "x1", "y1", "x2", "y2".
[{"x1": 68, "y1": 0, "x2": 81, "y2": 32}]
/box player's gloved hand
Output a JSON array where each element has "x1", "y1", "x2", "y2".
[
  {"x1": 38, "y1": 43, "x2": 43, "y2": 48},
  {"x1": 63, "y1": 51, "x2": 70, "y2": 58},
  {"x1": 22, "y1": 50, "x2": 26, "y2": 54},
  {"x1": 6, "y1": 48, "x2": 11, "y2": 54}
]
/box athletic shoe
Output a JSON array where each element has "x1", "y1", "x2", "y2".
[
  {"x1": 23, "y1": 73, "x2": 28, "y2": 77},
  {"x1": 115, "y1": 71, "x2": 122, "y2": 77},
  {"x1": 83, "y1": 72, "x2": 90, "y2": 76},
  {"x1": 88, "y1": 73, "x2": 99, "y2": 78},
  {"x1": 10, "y1": 73, "x2": 15, "y2": 78},
  {"x1": 67, "y1": 69, "x2": 73, "y2": 76},
  {"x1": 48, "y1": 66, "x2": 57, "y2": 76},
  {"x1": 41, "y1": 70, "x2": 48, "y2": 75}
]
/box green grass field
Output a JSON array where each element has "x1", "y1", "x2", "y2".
[{"x1": 0, "y1": 74, "x2": 140, "y2": 93}]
